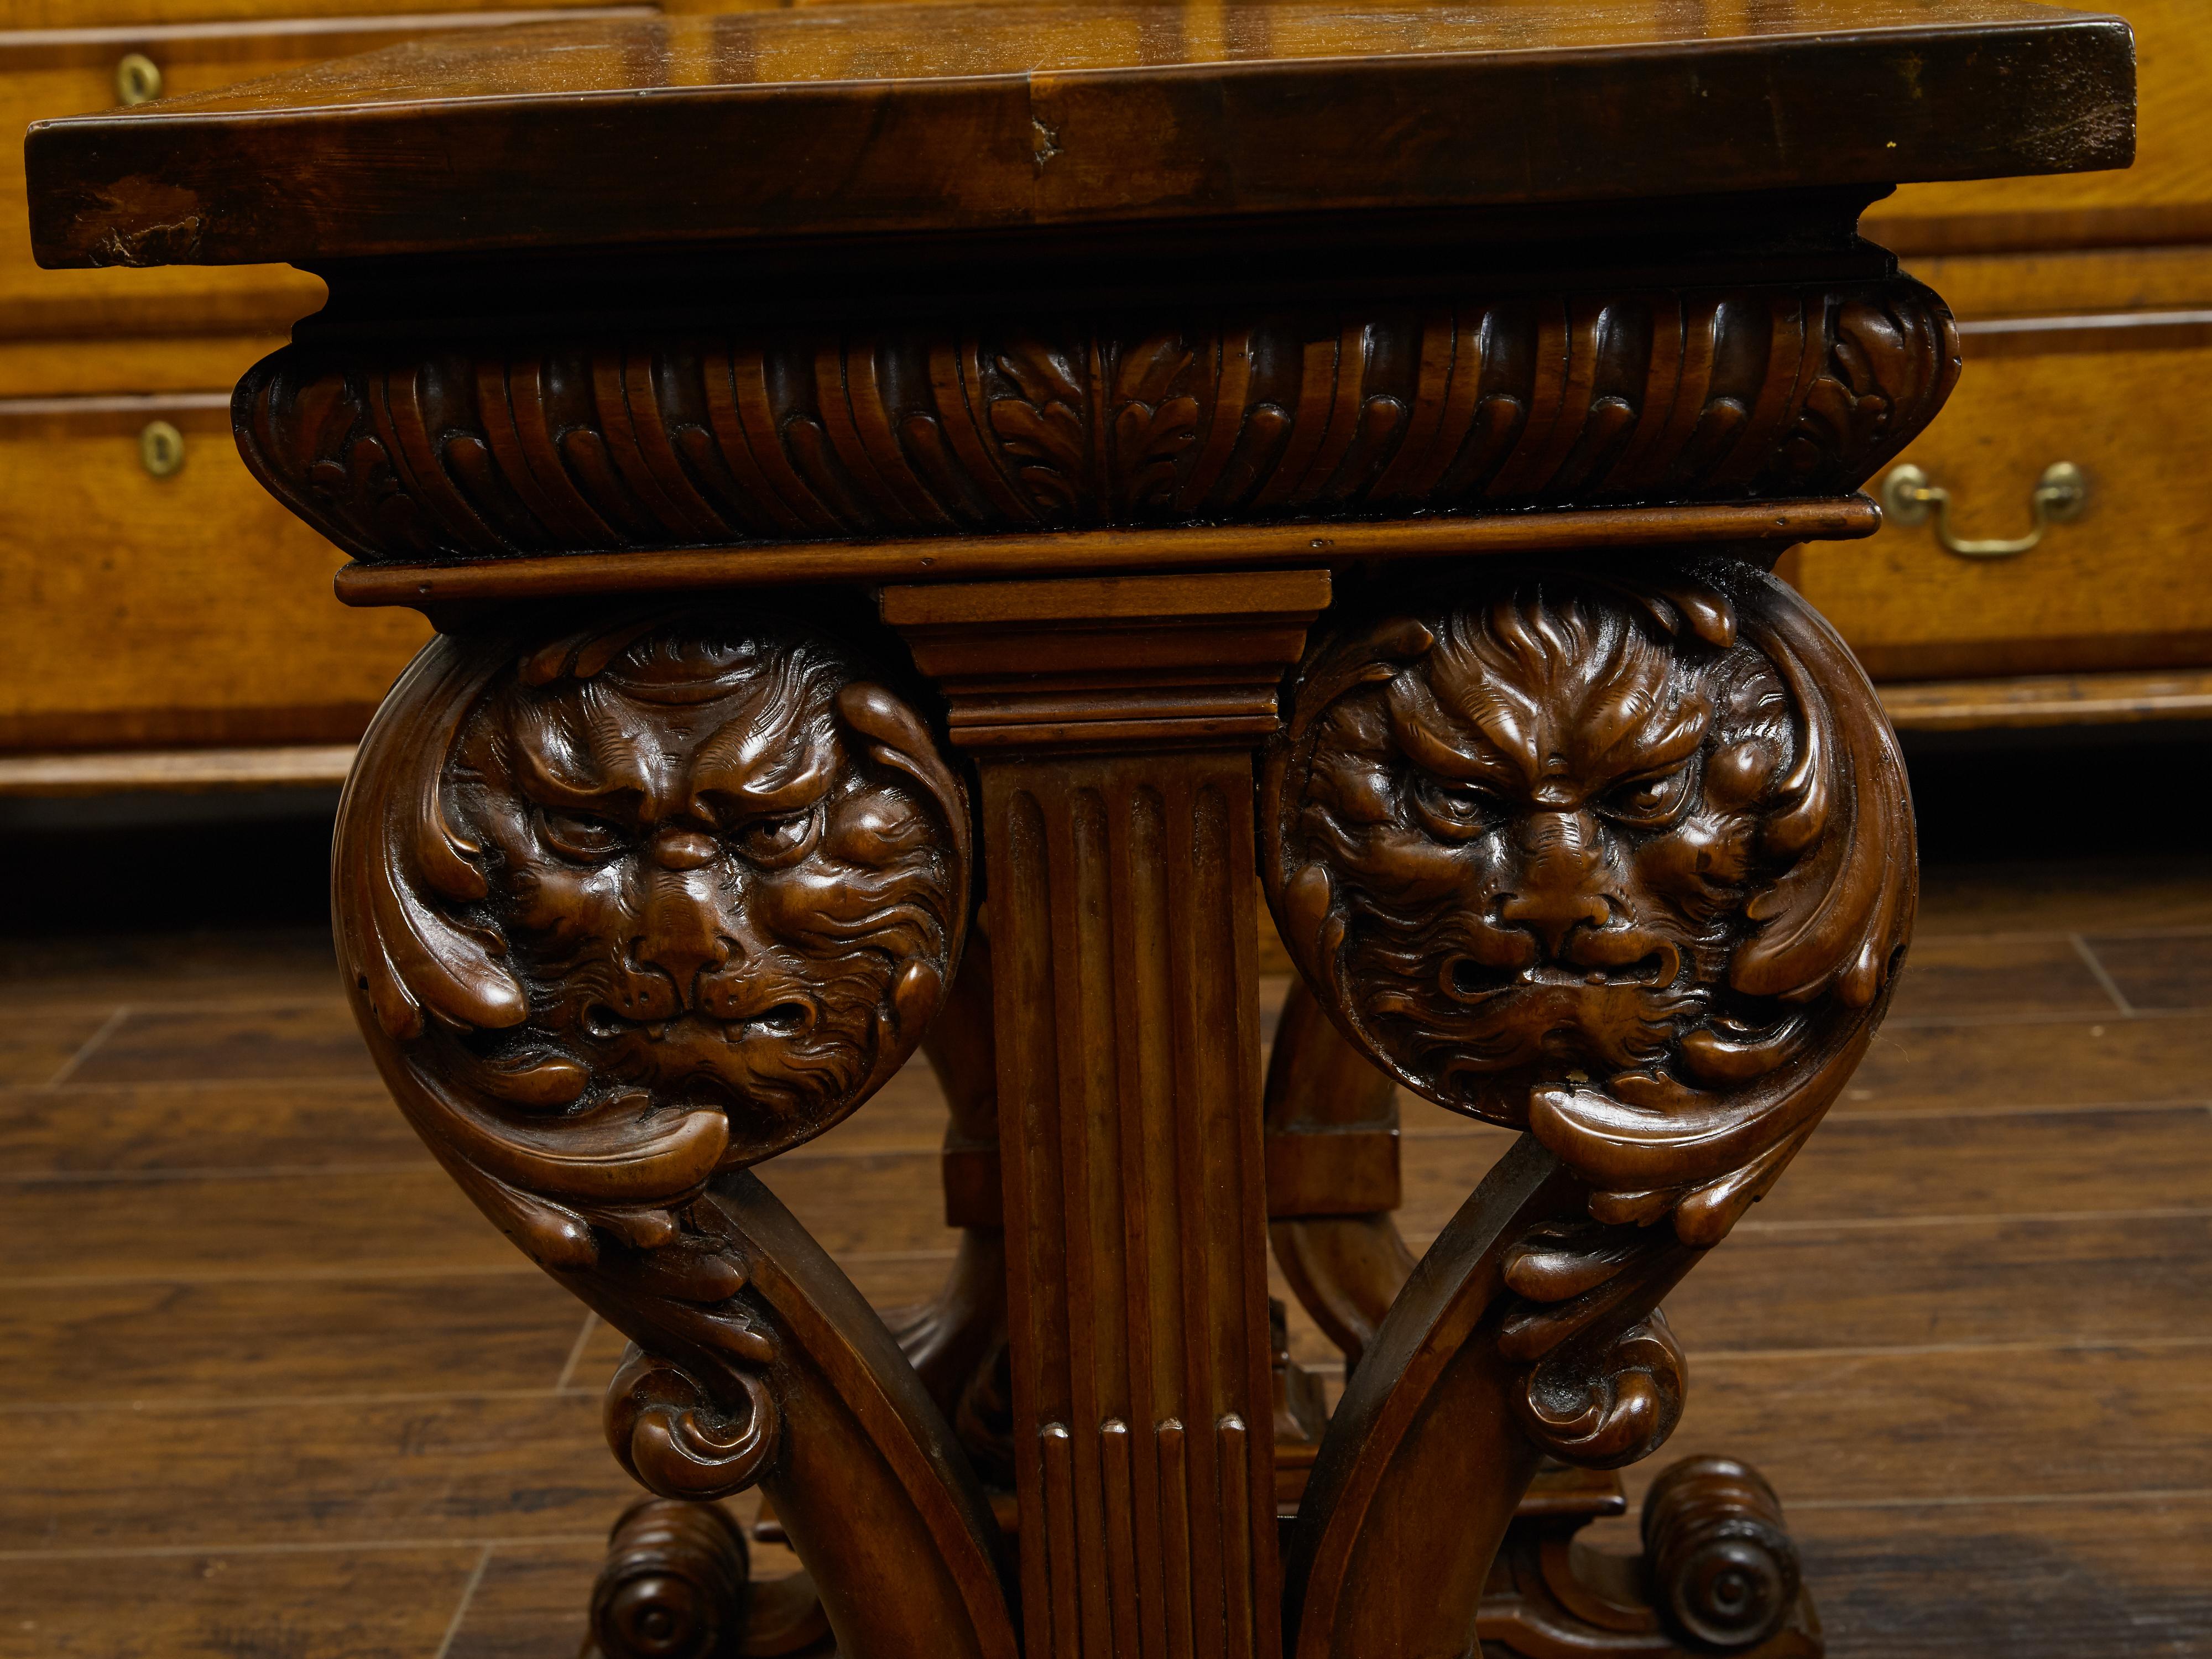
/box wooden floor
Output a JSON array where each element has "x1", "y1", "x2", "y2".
[{"x1": 3, "y1": 856, "x2": 2211, "y2": 1657}]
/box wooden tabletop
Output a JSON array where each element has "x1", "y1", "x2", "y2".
[{"x1": 25, "y1": 0, "x2": 2132, "y2": 269}]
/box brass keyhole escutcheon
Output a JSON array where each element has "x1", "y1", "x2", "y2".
[
  {"x1": 139, "y1": 420, "x2": 186, "y2": 479},
  {"x1": 1880, "y1": 460, "x2": 2088, "y2": 559},
  {"x1": 114, "y1": 53, "x2": 163, "y2": 106}
]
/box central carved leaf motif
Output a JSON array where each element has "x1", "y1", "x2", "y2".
[
  {"x1": 337, "y1": 609, "x2": 972, "y2": 1267},
  {"x1": 1263, "y1": 561, "x2": 1914, "y2": 1246}
]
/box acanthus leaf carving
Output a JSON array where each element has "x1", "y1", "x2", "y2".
[
  {"x1": 1264, "y1": 557, "x2": 1912, "y2": 1257},
  {"x1": 238, "y1": 281, "x2": 1957, "y2": 565},
  {"x1": 1276, "y1": 560, "x2": 1910, "y2": 1657},
  {"x1": 333, "y1": 607, "x2": 1016, "y2": 1659}
]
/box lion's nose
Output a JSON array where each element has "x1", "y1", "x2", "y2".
[
  {"x1": 633, "y1": 867, "x2": 729, "y2": 1005},
  {"x1": 1500, "y1": 808, "x2": 1612, "y2": 961},
  {"x1": 1500, "y1": 890, "x2": 1613, "y2": 962},
  {"x1": 650, "y1": 830, "x2": 717, "y2": 871}
]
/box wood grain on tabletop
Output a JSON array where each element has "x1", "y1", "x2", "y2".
[
  {"x1": 0, "y1": 11, "x2": 646, "y2": 337},
  {"x1": 1865, "y1": 0, "x2": 2208, "y2": 254},
  {"x1": 23, "y1": 0, "x2": 2134, "y2": 268}
]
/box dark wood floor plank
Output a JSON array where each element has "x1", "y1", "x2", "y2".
[
  {"x1": 0, "y1": 1080, "x2": 419, "y2": 1175},
  {"x1": 2081, "y1": 931, "x2": 2212, "y2": 1014},
  {"x1": 727, "y1": 1108, "x2": 2212, "y2": 1353},
  {"x1": 1787, "y1": 1496, "x2": 2212, "y2": 1657},
  {"x1": 1665, "y1": 1213, "x2": 2212, "y2": 1355},
  {"x1": 1575, "y1": 1490, "x2": 2212, "y2": 1659},
  {"x1": 1885, "y1": 935, "x2": 2120, "y2": 1022},
  {"x1": 1394, "y1": 1107, "x2": 2212, "y2": 1239},
  {"x1": 3, "y1": 1169, "x2": 517, "y2": 1282},
  {"x1": 0, "y1": 929, "x2": 341, "y2": 1013},
  {"x1": 1624, "y1": 1344, "x2": 2212, "y2": 1512},
  {"x1": 798, "y1": 1056, "x2": 956, "y2": 1155},
  {"x1": 0, "y1": 1545, "x2": 480, "y2": 1659},
  {"x1": 1914, "y1": 857, "x2": 2212, "y2": 938},
  {"x1": 67, "y1": 1003, "x2": 380, "y2": 1087},
  {"x1": 754, "y1": 1151, "x2": 957, "y2": 1258},
  {"x1": 0, "y1": 1011, "x2": 114, "y2": 1088},
  {"x1": 4, "y1": 864, "x2": 2207, "y2": 1653},
  {"x1": 0, "y1": 1393, "x2": 630, "y2": 1551},
  {"x1": 442, "y1": 1539, "x2": 601, "y2": 1659},
  {"x1": 1837, "y1": 1014, "x2": 2211, "y2": 1116},
  {"x1": 1755, "y1": 1106, "x2": 2212, "y2": 1226},
  {"x1": 0, "y1": 1274, "x2": 588, "y2": 1407}
]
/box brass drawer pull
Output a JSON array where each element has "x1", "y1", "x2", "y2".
[
  {"x1": 1880, "y1": 461, "x2": 2088, "y2": 559},
  {"x1": 115, "y1": 53, "x2": 163, "y2": 106},
  {"x1": 139, "y1": 420, "x2": 185, "y2": 478}
]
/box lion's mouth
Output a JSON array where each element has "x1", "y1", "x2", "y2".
[
  {"x1": 581, "y1": 1000, "x2": 814, "y2": 1042},
  {"x1": 1444, "y1": 947, "x2": 1680, "y2": 1001}
]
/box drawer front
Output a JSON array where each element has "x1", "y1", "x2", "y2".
[
  {"x1": 1863, "y1": 0, "x2": 2210, "y2": 253},
  {"x1": 0, "y1": 9, "x2": 641, "y2": 340},
  {"x1": 1901, "y1": 244, "x2": 2212, "y2": 322},
  {"x1": 0, "y1": 393, "x2": 429, "y2": 751},
  {"x1": 1792, "y1": 319, "x2": 2212, "y2": 682},
  {"x1": 0, "y1": 330, "x2": 293, "y2": 399}
]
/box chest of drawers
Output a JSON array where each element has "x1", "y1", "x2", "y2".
[
  {"x1": 0, "y1": 2, "x2": 645, "y2": 787},
  {"x1": 4, "y1": 0, "x2": 2203, "y2": 790},
  {"x1": 1791, "y1": 0, "x2": 2212, "y2": 729}
]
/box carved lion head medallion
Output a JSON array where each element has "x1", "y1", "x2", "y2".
[
  {"x1": 1261, "y1": 562, "x2": 1913, "y2": 1243},
  {"x1": 336, "y1": 609, "x2": 971, "y2": 1266}
]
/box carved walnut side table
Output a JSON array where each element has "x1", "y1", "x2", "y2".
[{"x1": 25, "y1": 6, "x2": 2134, "y2": 1656}]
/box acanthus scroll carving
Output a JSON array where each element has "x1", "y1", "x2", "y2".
[
  {"x1": 337, "y1": 607, "x2": 971, "y2": 1269},
  {"x1": 238, "y1": 282, "x2": 1955, "y2": 564},
  {"x1": 1262, "y1": 559, "x2": 1914, "y2": 1468},
  {"x1": 334, "y1": 608, "x2": 1018, "y2": 1658}
]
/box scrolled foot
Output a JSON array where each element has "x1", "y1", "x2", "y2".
[
  {"x1": 1642, "y1": 1457, "x2": 1807, "y2": 1653},
  {"x1": 1476, "y1": 1455, "x2": 1820, "y2": 1659},
  {"x1": 584, "y1": 1497, "x2": 750, "y2": 1659}
]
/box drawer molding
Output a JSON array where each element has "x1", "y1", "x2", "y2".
[
  {"x1": 1881, "y1": 668, "x2": 2212, "y2": 731},
  {"x1": 0, "y1": 742, "x2": 356, "y2": 795}
]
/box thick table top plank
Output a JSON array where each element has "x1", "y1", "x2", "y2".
[{"x1": 25, "y1": 0, "x2": 2132, "y2": 268}]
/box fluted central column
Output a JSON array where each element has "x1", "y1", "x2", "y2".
[{"x1": 888, "y1": 570, "x2": 1329, "y2": 1659}]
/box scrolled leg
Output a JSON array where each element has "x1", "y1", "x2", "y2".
[
  {"x1": 332, "y1": 604, "x2": 1016, "y2": 1659},
  {"x1": 1265, "y1": 558, "x2": 1909, "y2": 1658}
]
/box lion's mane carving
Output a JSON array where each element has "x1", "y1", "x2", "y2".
[
  {"x1": 1261, "y1": 560, "x2": 1913, "y2": 1246},
  {"x1": 335, "y1": 608, "x2": 971, "y2": 1269}
]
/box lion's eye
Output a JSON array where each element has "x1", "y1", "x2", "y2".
[
  {"x1": 735, "y1": 809, "x2": 818, "y2": 868},
  {"x1": 1598, "y1": 766, "x2": 1693, "y2": 828},
  {"x1": 1411, "y1": 775, "x2": 1504, "y2": 841},
  {"x1": 539, "y1": 808, "x2": 625, "y2": 863}
]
